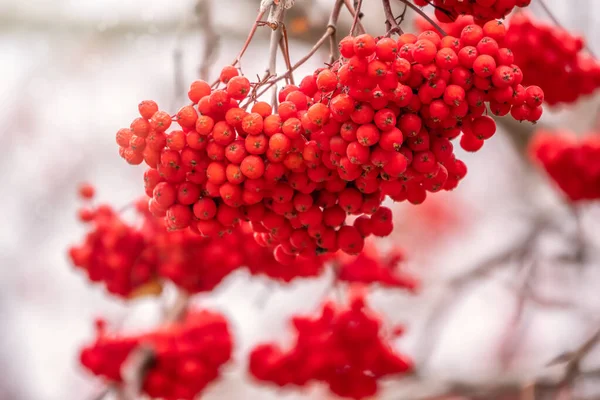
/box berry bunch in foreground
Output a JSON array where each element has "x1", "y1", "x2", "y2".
[
  {"x1": 412, "y1": 0, "x2": 531, "y2": 23},
  {"x1": 115, "y1": 29, "x2": 542, "y2": 263},
  {"x1": 249, "y1": 291, "x2": 412, "y2": 399},
  {"x1": 80, "y1": 310, "x2": 233, "y2": 400},
  {"x1": 529, "y1": 130, "x2": 600, "y2": 202},
  {"x1": 505, "y1": 13, "x2": 600, "y2": 105}
]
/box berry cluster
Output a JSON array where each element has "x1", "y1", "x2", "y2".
[
  {"x1": 529, "y1": 130, "x2": 600, "y2": 202},
  {"x1": 115, "y1": 29, "x2": 542, "y2": 263},
  {"x1": 68, "y1": 201, "x2": 160, "y2": 298},
  {"x1": 80, "y1": 310, "x2": 233, "y2": 400},
  {"x1": 505, "y1": 13, "x2": 600, "y2": 105},
  {"x1": 336, "y1": 245, "x2": 418, "y2": 291},
  {"x1": 69, "y1": 189, "x2": 333, "y2": 296},
  {"x1": 249, "y1": 292, "x2": 412, "y2": 399},
  {"x1": 415, "y1": 14, "x2": 475, "y2": 38},
  {"x1": 412, "y1": 0, "x2": 531, "y2": 23}
]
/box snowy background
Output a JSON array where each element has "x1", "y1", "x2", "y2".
[{"x1": 1, "y1": 0, "x2": 600, "y2": 399}]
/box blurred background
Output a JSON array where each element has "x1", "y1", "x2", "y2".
[{"x1": 1, "y1": 0, "x2": 600, "y2": 399}]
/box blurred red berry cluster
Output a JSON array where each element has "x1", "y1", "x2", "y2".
[
  {"x1": 529, "y1": 130, "x2": 600, "y2": 202},
  {"x1": 249, "y1": 292, "x2": 412, "y2": 399},
  {"x1": 412, "y1": 0, "x2": 531, "y2": 23},
  {"x1": 80, "y1": 310, "x2": 233, "y2": 400}
]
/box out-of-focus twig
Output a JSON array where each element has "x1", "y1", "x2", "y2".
[
  {"x1": 382, "y1": 0, "x2": 402, "y2": 36},
  {"x1": 196, "y1": 0, "x2": 220, "y2": 81},
  {"x1": 349, "y1": 0, "x2": 363, "y2": 36},
  {"x1": 415, "y1": 216, "x2": 546, "y2": 367}
]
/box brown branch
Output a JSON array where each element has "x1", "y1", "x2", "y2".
[
  {"x1": 196, "y1": 0, "x2": 220, "y2": 81},
  {"x1": 232, "y1": 9, "x2": 267, "y2": 68},
  {"x1": 382, "y1": 0, "x2": 403, "y2": 36},
  {"x1": 349, "y1": 0, "x2": 363, "y2": 36},
  {"x1": 279, "y1": 24, "x2": 295, "y2": 85},
  {"x1": 396, "y1": 0, "x2": 447, "y2": 36},
  {"x1": 249, "y1": 0, "x2": 343, "y2": 102},
  {"x1": 343, "y1": 0, "x2": 366, "y2": 34}
]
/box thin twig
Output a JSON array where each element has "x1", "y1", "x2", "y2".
[
  {"x1": 349, "y1": 0, "x2": 363, "y2": 36},
  {"x1": 232, "y1": 9, "x2": 267, "y2": 67},
  {"x1": 196, "y1": 0, "x2": 220, "y2": 81},
  {"x1": 248, "y1": 0, "x2": 343, "y2": 102},
  {"x1": 396, "y1": 0, "x2": 447, "y2": 36},
  {"x1": 382, "y1": 0, "x2": 402, "y2": 36},
  {"x1": 537, "y1": 0, "x2": 597, "y2": 58},
  {"x1": 265, "y1": 4, "x2": 285, "y2": 107},
  {"x1": 279, "y1": 24, "x2": 295, "y2": 85},
  {"x1": 342, "y1": 0, "x2": 366, "y2": 34}
]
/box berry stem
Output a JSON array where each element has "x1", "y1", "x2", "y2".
[
  {"x1": 225, "y1": 9, "x2": 267, "y2": 78},
  {"x1": 250, "y1": 0, "x2": 344, "y2": 101},
  {"x1": 343, "y1": 0, "x2": 366, "y2": 34},
  {"x1": 349, "y1": 0, "x2": 363, "y2": 36},
  {"x1": 537, "y1": 0, "x2": 597, "y2": 59},
  {"x1": 266, "y1": 4, "x2": 285, "y2": 107},
  {"x1": 395, "y1": 0, "x2": 447, "y2": 37},
  {"x1": 196, "y1": 0, "x2": 220, "y2": 81},
  {"x1": 382, "y1": 0, "x2": 403, "y2": 36},
  {"x1": 279, "y1": 23, "x2": 295, "y2": 85}
]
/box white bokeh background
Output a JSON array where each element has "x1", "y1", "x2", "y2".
[{"x1": 1, "y1": 0, "x2": 600, "y2": 399}]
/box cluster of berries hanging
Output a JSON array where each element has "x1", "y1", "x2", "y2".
[
  {"x1": 68, "y1": 189, "x2": 331, "y2": 297},
  {"x1": 504, "y1": 13, "x2": 600, "y2": 105},
  {"x1": 415, "y1": 14, "x2": 475, "y2": 37},
  {"x1": 412, "y1": 0, "x2": 531, "y2": 23},
  {"x1": 80, "y1": 310, "x2": 233, "y2": 400},
  {"x1": 249, "y1": 292, "x2": 412, "y2": 399},
  {"x1": 68, "y1": 195, "x2": 160, "y2": 298},
  {"x1": 114, "y1": 27, "x2": 543, "y2": 264},
  {"x1": 71, "y1": 185, "x2": 422, "y2": 296},
  {"x1": 529, "y1": 130, "x2": 600, "y2": 202}
]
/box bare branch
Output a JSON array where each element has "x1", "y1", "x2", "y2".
[
  {"x1": 279, "y1": 24, "x2": 295, "y2": 85},
  {"x1": 196, "y1": 0, "x2": 220, "y2": 81},
  {"x1": 249, "y1": 0, "x2": 344, "y2": 101},
  {"x1": 349, "y1": 0, "x2": 364, "y2": 36},
  {"x1": 266, "y1": 3, "x2": 285, "y2": 107},
  {"x1": 343, "y1": 0, "x2": 366, "y2": 34},
  {"x1": 382, "y1": 0, "x2": 403, "y2": 36},
  {"x1": 395, "y1": 0, "x2": 447, "y2": 36}
]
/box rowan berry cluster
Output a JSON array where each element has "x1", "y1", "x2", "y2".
[
  {"x1": 336, "y1": 245, "x2": 418, "y2": 291},
  {"x1": 249, "y1": 292, "x2": 412, "y2": 399},
  {"x1": 412, "y1": 0, "x2": 531, "y2": 23},
  {"x1": 505, "y1": 13, "x2": 600, "y2": 105},
  {"x1": 69, "y1": 188, "x2": 334, "y2": 295},
  {"x1": 80, "y1": 310, "x2": 233, "y2": 400},
  {"x1": 68, "y1": 200, "x2": 159, "y2": 298},
  {"x1": 529, "y1": 130, "x2": 600, "y2": 202},
  {"x1": 115, "y1": 28, "x2": 543, "y2": 264},
  {"x1": 415, "y1": 14, "x2": 475, "y2": 37}
]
